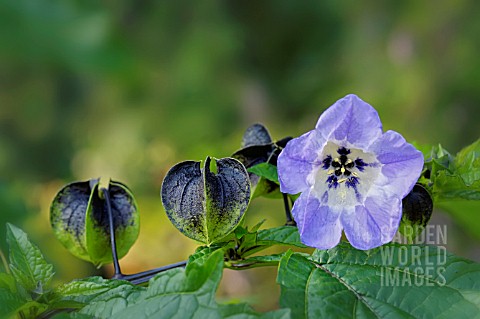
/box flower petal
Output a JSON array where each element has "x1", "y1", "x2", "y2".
[
  {"x1": 292, "y1": 189, "x2": 342, "y2": 250},
  {"x1": 341, "y1": 191, "x2": 401, "y2": 250},
  {"x1": 315, "y1": 94, "x2": 383, "y2": 149},
  {"x1": 278, "y1": 129, "x2": 326, "y2": 194},
  {"x1": 369, "y1": 130, "x2": 424, "y2": 199}
]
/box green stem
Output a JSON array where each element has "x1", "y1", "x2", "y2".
[
  {"x1": 240, "y1": 245, "x2": 270, "y2": 258},
  {"x1": 0, "y1": 248, "x2": 9, "y2": 274},
  {"x1": 225, "y1": 260, "x2": 279, "y2": 270},
  {"x1": 282, "y1": 193, "x2": 296, "y2": 226}
]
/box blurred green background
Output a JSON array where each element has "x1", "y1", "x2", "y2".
[{"x1": 1, "y1": 0, "x2": 480, "y2": 311}]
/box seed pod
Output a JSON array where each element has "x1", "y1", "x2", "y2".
[
  {"x1": 241, "y1": 123, "x2": 273, "y2": 148},
  {"x1": 232, "y1": 123, "x2": 291, "y2": 199},
  {"x1": 399, "y1": 184, "x2": 433, "y2": 242},
  {"x1": 50, "y1": 179, "x2": 139, "y2": 267},
  {"x1": 161, "y1": 157, "x2": 250, "y2": 244}
]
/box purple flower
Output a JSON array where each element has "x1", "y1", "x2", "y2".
[{"x1": 277, "y1": 94, "x2": 424, "y2": 250}]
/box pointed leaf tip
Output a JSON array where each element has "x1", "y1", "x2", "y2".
[{"x1": 6, "y1": 224, "x2": 54, "y2": 292}]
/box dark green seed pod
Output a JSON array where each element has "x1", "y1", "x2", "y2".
[
  {"x1": 50, "y1": 178, "x2": 139, "y2": 266},
  {"x1": 241, "y1": 123, "x2": 273, "y2": 148},
  {"x1": 232, "y1": 123, "x2": 291, "y2": 199},
  {"x1": 161, "y1": 157, "x2": 250, "y2": 245},
  {"x1": 399, "y1": 184, "x2": 433, "y2": 242}
]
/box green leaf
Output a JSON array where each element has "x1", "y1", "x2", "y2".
[
  {"x1": 187, "y1": 244, "x2": 231, "y2": 265},
  {"x1": 246, "y1": 163, "x2": 281, "y2": 198},
  {"x1": 252, "y1": 179, "x2": 282, "y2": 199},
  {"x1": 219, "y1": 302, "x2": 290, "y2": 319},
  {"x1": 0, "y1": 272, "x2": 17, "y2": 292},
  {"x1": 428, "y1": 139, "x2": 480, "y2": 201},
  {"x1": 428, "y1": 144, "x2": 454, "y2": 173},
  {"x1": 276, "y1": 250, "x2": 316, "y2": 318},
  {"x1": 0, "y1": 286, "x2": 28, "y2": 319},
  {"x1": 277, "y1": 242, "x2": 480, "y2": 319},
  {"x1": 234, "y1": 225, "x2": 248, "y2": 239},
  {"x1": 257, "y1": 226, "x2": 306, "y2": 248},
  {"x1": 76, "y1": 250, "x2": 288, "y2": 318},
  {"x1": 228, "y1": 226, "x2": 306, "y2": 261},
  {"x1": 454, "y1": 138, "x2": 480, "y2": 186},
  {"x1": 52, "y1": 313, "x2": 95, "y2": 319},
  {"x1": 0, "y1": 297, "x2": 47, "y2": 319},
  {"x1": 433, "y1": 171, "x2": 480, "y2": 200},
  {"x1": 249, "y1": 219, "x2": 266, "y2": 233},
  {"x1": 235, "y1": 230, "x2": 259, "y2": 258},
  {"x1": 411, "y1": 142, "x2": 434, "y2": 159},
  {"x1": 49, "y1": 277, "x2": 143, "y2": 317},
  {"x1": 6, "y1": 223, "x2": 54, "y2": 292},
  {"x1": 230, "y1": 221, "x2": 267, "y2": 257},
  {"x1": 0, "y1": 271, "x2": 48, "y2": 318},
  {"x1": 52, "y1": 276, "x2": 143, "y2": 307},
  {"x1": 50, "y1": 179, "x2": 140, "y2": 266},
  {"x1": 79, "y1": 250, "x2": 225, "y2": 318},
  {"x1": 161, "y1": 157, "x2": 251, "y2": 245},
  {"x1": 247, "y1": 163, "x2": 279, "y2": 184},
  {"x1": 67, "y1": 278, "x2": 144, "y2": 318}
]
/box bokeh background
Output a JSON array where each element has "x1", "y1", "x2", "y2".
[{"x1": 1, "y1": 0, "x2": 479, "y2": 311}]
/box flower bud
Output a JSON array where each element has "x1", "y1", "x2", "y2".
[{"x1": 399, "y1": 184, "x2": 433, "y2": 242}]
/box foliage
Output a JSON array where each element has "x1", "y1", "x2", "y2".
[
  {"x1": 2, "y1": 135, "x2": 480, "y2": 317},
  {"x1": 2, "y1": 2, "x2": 480, "y2": 305},
  {"x1": 2, "y1": 2, "x2": 480, "y2": 317},
  {"x1": 416, "y1": 140, "x2": 480, "y2": 241},
  {"x1": 1, "y1": 225, "x2": 293, "y2": 319},
  {"x1": 2, "y1": 218, "x2": 480, "y2": 318},
  {"x1": 278, "y1": 244, "x2": 480, "y2": 318}
]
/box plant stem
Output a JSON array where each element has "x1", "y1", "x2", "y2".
[
  {"x1": 101, "y1": 186, "x2": 188, "y2": 283},
  {"x1": 101, "y1": 187, "x2": 123, "y2": 278},
  {"x1": 0, "y1": 248, "x2": 9, "y2": 274},
  {"x1": 225, "y1": 260, "x2": 279, "y2": 270},
  {"x1": 120, "y1": 261, "x2": 188, "y2": 285},
  {"x1": 283, "y1": 193, "x2": 296, "y2": 226},
  {"x1": 240, "y1": 245, "x2": 269, "y2": 258}
]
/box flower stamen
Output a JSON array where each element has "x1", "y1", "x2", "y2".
[{"x1": 322, "y1": 146, "x2": 369, "y2": 190}]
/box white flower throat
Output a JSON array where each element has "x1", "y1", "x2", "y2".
[{"x1": 312, "y1": 141, "x2": 381, "y2": 207}]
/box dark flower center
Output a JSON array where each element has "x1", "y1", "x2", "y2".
[{"x1": 322, "y1": 147, "x2": 367, "y2": 189}]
